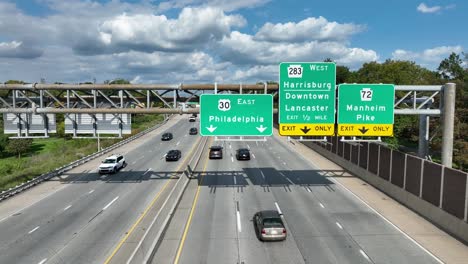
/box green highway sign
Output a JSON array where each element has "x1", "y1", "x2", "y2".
[
  {"x1": 279, "y1": 62, "x2": 336, "y2": 136},
  {"x1": 200, "y1": 94, "x2": 273, "y2": 136},
  {"x1": 337, "y1": 84, "x2": 395, "y2": 136}
]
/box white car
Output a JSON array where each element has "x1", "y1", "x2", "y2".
[{"x1": 99, "y1": 154, "x2": 126, "y2": 174}]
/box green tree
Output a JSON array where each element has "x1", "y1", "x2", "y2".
[
  {"x1": 109, "y1": 79, "x2": 130, "y2": 85},
  {"x1": 437, "y1": 52, "x2": 466, "y2": 81},
  {"x1": 5, "y1": 138, "x2": 33, "y2": 158}
]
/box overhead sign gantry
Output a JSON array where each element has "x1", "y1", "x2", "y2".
[
  {"x1": 337, "y1": 84, "x2": 395, "y2": 136},
  {"x1": 278, "y1": 62, "x2": 336, "y2": 136}
]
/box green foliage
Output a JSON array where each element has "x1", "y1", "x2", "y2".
[
  {"x1": 6, "y1": 138, "x2": 33, "y2": 158},
  {"x1": 107, "y1": 78, "x2": 130, "y2": 84},
  {"x1": 438, "y1": 52, "x2": 466, "y2": 81},
  {"x1": 4, "y1": 80, "x2": 26, "y2": 84}
]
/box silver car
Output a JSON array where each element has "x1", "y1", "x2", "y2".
[{"x1": 253, "y1": 210, "x2": 287, "y2": 241}]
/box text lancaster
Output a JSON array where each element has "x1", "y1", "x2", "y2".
[
  {"x1": 283, "y1": 81, "x2": 332, "y2": 90},
  {"x1": 284, "y1": 105, "x2": 329, "y2": 112},
  {"x1": 209, "y1": 115, "x2": 264, "y2": 123},
  {"x1": 346, "y1": 104, "x2": 387, "y2": 112}
]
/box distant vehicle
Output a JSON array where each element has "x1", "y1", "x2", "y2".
[
  {"x1": 189, "y1": 127, "x2": 198, "y2": 135},
  {"x1": 253, "y1": 210, "x2": 287, "y2": 241},
  {"x1": 189, "y1": 116, "x2": 196, "y2": 122},
  {"x1": 161, "y1": 132, "x2": 173, "y2": 141},
  {"x1": 209, "y1": 146, "x2": 223, "y2": 159},
  {"x1": 166, "y1": 150, "x2": 182, "y2": 161},
  {"x1": 236, "y1": 148, "x2": 250, "y2": 160},
  {"x1": 99, "y1": 154, "x2": 126, "y2": 174}
]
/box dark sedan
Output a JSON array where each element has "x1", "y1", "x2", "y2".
[
  {"x1": 209, "y1": 146, "x2": 223, "y2": 159},
  {"x1": 189, "y1": 127, "x2": 198, "y2": 135},
  {"x1": 253, "y1": 210, "x2": 287, "y2": 241},
  {"x1": 236, "y1": 148, "x2": 250, "y2": 160},
  {"x1": 161, "y1": 132, "x2": 173, "y2": 141},
  {"x1": 166, "y1": 150, "x2": 181, "y2": 161}
]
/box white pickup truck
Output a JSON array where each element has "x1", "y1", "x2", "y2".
[{"x1": 98, "y1": 154, "x2": 126, "y2": 174}]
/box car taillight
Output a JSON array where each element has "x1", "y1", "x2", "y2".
[
  {"x1": 282, "y1": 228, "x2": 286, "y2": 234},
  {"x1": 261, "y1": 229, "x2": 266, "y2": 234}
]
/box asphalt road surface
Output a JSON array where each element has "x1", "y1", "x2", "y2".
[
  {"x1": 0, "y1": 117, "x2": 199, "y2": 264},
  {"x1": 160, "y1": 135, "x2": 441, "y2": 264}
]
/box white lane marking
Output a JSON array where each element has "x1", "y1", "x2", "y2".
[
  {"x1": 176, "y1": 141, "x2": 180, "y2": 146},
  {"x1": 141, "y1": 155, "x2": 145, "y2": 159},
  {"x1": 275, "y1": 202, "x2": 283, "y2": 215},
  {"x1": 336, "y1": 222, "x2": 343, "y2": 229},
  {"x1": 233, "y1": 176, "x2": 237, "y2": 185},
  {"x1": 63, "y1": 205, "x2": 72, "y2": 211},
  {"x1": 236, "y1": 211, "x2": 242, "y2": 233},
  {"x1": 231, "y1": 157, "x2": 234, "y2": 163},
  {"x1": 102, "y1": 196, "x2": 119, "y2": 211},
  {"x1": 131, "y1": 161, "x2": 136, "y2": 165},
  {"x1": 306, "y1": 186, "x2": 312, "y2": 192},
  {"x1": 247, "y1": 144, "x2": 250, "y2": 150},
  {"x1": 38, "y1": 259, "x2": 47, "y2": 264},
  {"x1": 256, "y1": 141, "x2": 259, "y2": 146},
  {"x1": 279, "y1": 172, "x2": 294, "y2": 185},
  {"x1": 88, "y1": 189, "x2": 95, "y2": 194},
  {"x1": 359, "y1": 249, "x2": 371, "y2": 262},
  {"x1": 0, "y1": 183, "x2": 72, "y2": 224},
  {"x1": 319, "y1": 203, "x2": 325, "y2": 208},
  {"x1": 229, "y1": 144, "x2": 232, "y2": 149},
  {"x1": 28, "y1": 226, "x2": 40, "y2": 234},
  {"x1": 252, "y1": 153, "x2": 256, "y2": 159},
  {"x1": 329, "y1": 177, "x2": 444, "y2": 264},
  {"x1": 143, "y1": 168, "x2": 152, "y2": 175}
]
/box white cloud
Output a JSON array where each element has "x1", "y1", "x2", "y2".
[
  {"x1": 156, "y1": 0, "x2": 270, "y2": 12},
  {"x1": 92, "y1": 7, "x2": 246, "y2": 54},
  {"x1": 417, "y1": 3, "x2": 455, "y2": 13},
  {"x1": 255, "y1": 16, "x2": 365, "y2": 42},
  {"x1": 392, "y1": 46, "x2": 464, "y2": 67},
  {"x1": 219, "y1": 31, "x2": 378, "y2": 68},
  {"x1": 0, "y1": 41, "x2": 43, "y2": 59}
]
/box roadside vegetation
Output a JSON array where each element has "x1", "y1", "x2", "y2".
[
  {"x1": 0, "y1": 112, "x2": 164, "y2": 192},
  {"x1": 0, "y1": 52, "x2": 466, "y2": 192}
]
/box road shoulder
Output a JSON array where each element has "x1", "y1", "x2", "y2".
[{"x1": 273, "y1": 129, "x2": 468, "y2": 264}]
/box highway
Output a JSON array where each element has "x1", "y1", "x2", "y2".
[
  {"x1": 0, "y1": 116, "x2": 199, "y2": 264},
  {"x1": 0, "y1": 116, "x2": 450, "y2": 264},
  {"x1": 156, "y1": 135, "x2": 441, "y2": 264}
]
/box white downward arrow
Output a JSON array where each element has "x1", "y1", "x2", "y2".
[
  {"x1": 256, "y1": 125, "x2": 267, "y2": 133},
  {"x1": 206, "y1": 125, "x2": 217, "y2": 133}
]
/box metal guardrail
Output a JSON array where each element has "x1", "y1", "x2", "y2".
[{"x1": 0, "y1": 116, "x2": 171, "y2": 202}]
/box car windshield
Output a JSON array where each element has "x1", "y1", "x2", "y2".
[
  {"x1": 168, "y1": 150, "x2": 177, "y2": 155},
  {"x1": 211, "y1": 146, "x2": 222, "y2": 150},
  {"x1": 103, "y1": 159, "x2": 116, "y2": 164},
  {"x1": 263, "y1": 217, "x2": 283, "y2": 228},
  {"x1": 238, "y1": 149, "x2": 249, "y2": 153}
]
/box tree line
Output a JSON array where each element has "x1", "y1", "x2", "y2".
[{"x1": 1, "y1": 53, "x2": 467, "y2": 170}]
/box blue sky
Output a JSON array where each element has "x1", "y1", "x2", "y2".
[{"x1": 0, "y1": 0, "x2": 465, "y2": 83}]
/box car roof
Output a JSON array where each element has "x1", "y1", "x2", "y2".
[
  {"x1": 210, "y1": 146, "x2": 223, "y2": 150},
  {"x1": 163, "y1": 132, "x2": 172, "y2": 135},
  {"x1": 190, "y1": 127, "x2": 197, "y2": 130},
  {"x1": 168, "y1": 149, "x2": 180, "y2": 153},
  {"x1": 237, "y1": 148, "x2": 249, "y2": 152},
  {"x1": 106, "y1": 154, "x2": 122, "y2": 159},
  {"x1": 259, "y1": 210, "x2": 281, "y2": 218}
]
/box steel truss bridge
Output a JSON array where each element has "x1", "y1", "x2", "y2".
[{"x1": 0, "y1": 82, "x2": 456, "y2": 166}]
